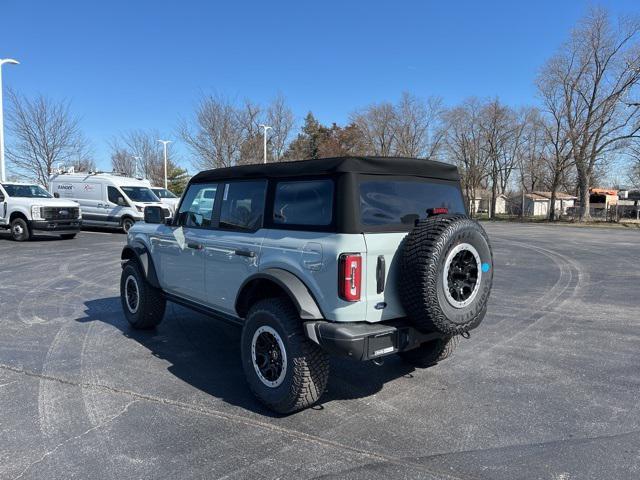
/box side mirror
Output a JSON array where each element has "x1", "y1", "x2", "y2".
[
  {"x1": 164, "y1": 216, "x2": 174, "y2": 226},
  {"x1": 53, "y1": 192, "x2": 60, "y2": 198},
  {"x1": 117, "y1": 196, "x2": 128, "y2": 207},
  {"x1": 144, "y1": 205, "x2": 164, "y2": 224}
]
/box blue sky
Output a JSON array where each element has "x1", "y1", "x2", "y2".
[{"x1": 1, "y1": 0, "x2": 638, "y2": 171}]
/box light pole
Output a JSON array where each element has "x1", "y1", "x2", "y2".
[
  {"x1": 259, "y1": 124, "x2": 272, "y2": 164},
  {"x1": 0, "y1": 58, "x2": 19, "y2": 183},
  {"x1": 133, "y1": 155, "x2": 142, "y2": 178},
  {"x1": 157, "y1": 140, "x2": 171, "y2": 189}
]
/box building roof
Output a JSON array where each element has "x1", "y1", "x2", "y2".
[
  {"x1": 525, "y1": 193, "x2": 549, "y2": 201},
  {"x1": 532, "y1": 191, "x2": 577, "y2": 200},
  {"x1": 190, "y1": 156, "x2": 460, "y2": 184},
  {"x1": 590, "y1": 188, "x2": 618, "y2": 196}
]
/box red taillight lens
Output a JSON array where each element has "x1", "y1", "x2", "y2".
[{"x1": 339, "y1": 253, "x2": 362, "y2": 302}]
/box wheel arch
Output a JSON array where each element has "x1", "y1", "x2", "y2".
[
  {"x1": 121, "y1": 243, "x2": 160, "y2": 288},
  {"x1": 235, "y1": 268, "x2": 324, "y2": 320},
  {"x1": 9, "y1": 210, "x2": 29, "y2": 223}
]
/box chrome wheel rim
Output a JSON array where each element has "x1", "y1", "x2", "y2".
[
  {"x1": 251, "y1": 326, "x2": 287, "y2": 388},
  {"x1": 124, "y1": 275, "x2": 140, "y2": 313},
  {"x1": 443, "y1": 243, "x2": 482, "y2": 309},
  {"x1": 12, "y1": 224, "x2": 24, "y2": 237}
]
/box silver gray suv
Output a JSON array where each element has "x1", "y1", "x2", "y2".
[{"x1": 119, "y1": 156, "x2": 493, "y2": 413}]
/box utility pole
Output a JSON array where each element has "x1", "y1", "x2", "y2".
[
  {"x1": 0, "y1": 58, "x2": 19, "y2": 182},
  {"x1": 259, "y1": 124, "x2": 272, "y2": 164},
  {"x1": 157, "y1": 140, "x2": 171, "y2": 188}
]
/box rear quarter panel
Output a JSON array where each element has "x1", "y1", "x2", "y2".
[{"x1": 260, "y1": 229, "x2": 368, "y2": 322}]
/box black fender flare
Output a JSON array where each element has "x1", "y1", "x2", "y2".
[
  {"x1": 121, "y1": 243, "x2": 160, "y2": 289},
  {"x1": 235, "y1": 268, "x2": 324, "y2": 320}
]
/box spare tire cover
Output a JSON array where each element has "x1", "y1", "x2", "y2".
[{"x1": 399, "y1": 215, "x2": 493, "y2": 334}]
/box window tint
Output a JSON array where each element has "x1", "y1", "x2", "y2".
[
  {"x1": 108, "y1": 186, "x2": 122, "y2": 204},
  {"x1": 273, "y1": 180, "x2": 334, "y2": 226},
  {"x1": 360, "y1": 180, "x2": 465, "y2": 226},
  {"x1": 219, "y1": 181, "x2": 267, "y2": 231},
  {"x1": 176, "y1": 183, "x2": 218, "y2": 227}
]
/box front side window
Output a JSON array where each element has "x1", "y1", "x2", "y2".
[
  {"x1": 2, "y1": 184, "x2": 52, "y2": 198},
  {"x1": 219, "y1": 181, "x2": 267, "y2": 231},
  {"x1": 360, "y1": 179, "x2": 465, "y2": 227},
  {"x1": 108, "y1": 186, "x2": 124, "y2": 205},
  {"x1": 273, "y1": 180, "x2": 334, "y2": 226},
  {"x1": 176, "y1": 183, "x2": 218, "y2": 227},
  {"x1": 120, "y1": 186, "x2": 159, "y2": 203}
]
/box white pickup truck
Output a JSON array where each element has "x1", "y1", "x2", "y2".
[{"x1": 0, "y1": 182, "x2": 82, "y2": 241}]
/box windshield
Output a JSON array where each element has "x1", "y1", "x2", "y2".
[
  {"x1": 152, "y1": 188, "x2": 177, "y2": 199},
  {"x1": 2, "y1": 184, "x2": 52, "y2": 198},
  {"x1": 359, "y1": 179, "x2": 465, "y2": 227},
  {"x1": 120, "y1": 186, "x2": 159, "y2": 203}
]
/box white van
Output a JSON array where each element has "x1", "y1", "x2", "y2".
[
  {"x1": 150, "y1": 186, "x2": 180, "y2": 211},
  {"x1": 49, "y1": 172, "x2": 169, "y2": 232}
]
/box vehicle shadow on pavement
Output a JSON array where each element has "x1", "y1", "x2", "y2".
[{"x1": 76, "y1": 297, "x2": 418, "y2": 416}]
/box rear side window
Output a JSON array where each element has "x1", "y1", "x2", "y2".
[
  {"x1": 176, "y1": 183, "x2": 218, "y2": 228},
  {"x1": 273, "y1": 180, "x2": 334, "y2": 226},
  {"x1": 359, "y1": 179, "x2": 465, "y2": 227},
  {"x1": 219, "y1": 181, "x2": 267, "y2": 231}
]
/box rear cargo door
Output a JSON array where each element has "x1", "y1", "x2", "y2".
[
  {"x1": 358, "y1": 176, "x2": 467, "y2": 322},
  {"x1": 362, "y1": 232, "x2": 408, "y2": 322}
]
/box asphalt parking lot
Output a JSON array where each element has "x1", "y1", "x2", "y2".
[{"x1": 0, "y1": 223, "x2": 639, "y2": 480}]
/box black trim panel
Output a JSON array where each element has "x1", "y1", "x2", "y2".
[{"x1": 164, "y1": 292, "x2": 243, "y2": 327}]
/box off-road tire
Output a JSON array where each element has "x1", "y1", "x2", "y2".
[
  {"x1": 400, "y1": 215, "x2": 493, "y2": 335},
  {"x1": 121, "y1": 217, "x2": 135, "y2": 233},
  {"x1": 60, "y1": 234, "x2": 77, "y2": 240},
  {"x1": 120, "y1": 260, "x2": 166, "y2": 329},
  {"x1": 398, "y1": 335, "x2": 459, "y2": 367},
  {"x1": 10, "y1": 218, "x2": 31, "y2": 242},
  {"x1": 241, "y1": 298, "x2": 329, "y2": 414}
]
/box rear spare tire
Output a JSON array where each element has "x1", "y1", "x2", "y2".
[{"x1": 399, "y1": 215, "x2": 493, "y2": 335}]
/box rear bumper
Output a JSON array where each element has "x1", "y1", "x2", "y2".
[
  {"x1": 31, "y1": 219, "x2": 82, "y2": 233},
  {"x1": 304, "y1": 319, "x2": 446, "y2": 361}
]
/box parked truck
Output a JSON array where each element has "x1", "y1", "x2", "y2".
[{"x1": 0, "y1": 182, "x2": 82, "y2": 241}]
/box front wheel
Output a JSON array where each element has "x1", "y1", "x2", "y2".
[
  {"x1": 10, "y1": 218, "x2": 31, "y2": 242},
  {"x1": 241, "y1": 298, "x2": 329, "y2": 414},
  {"x1": 120, "y1": 261, "x2": 166, "y2": 329}
]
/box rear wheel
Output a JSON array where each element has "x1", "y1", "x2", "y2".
[
  {"x1": 120, "y1": 261, "x2": 166, "y2": 329},
  {"x1": 10, "y1": 218, "x2": 30, "y2": 242},
  {"x1": 398, "y1": 336, "x2": 458, "y2": 368},
  {"x1": 241, "y1": 298, "x2": 329, "y2": 414},
  {"x1": 121, "y1": 217, "x2": 135, "y2": 233}
]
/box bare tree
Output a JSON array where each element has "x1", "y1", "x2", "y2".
[
  {"x1": 351, "y1": 101, "x2": 396, "y2": 156},
  {"x1": 110, "y1": 130, "x2": 178, "y2": 185},
  {"x1": 6, "y1": 90, "x2": 90, "y2": 187},
  {"x1": 180, "y1": 94, "x2": 244, "y2": 170},
  {"x1": 267, "y1": 94, "x2": 295, "y2": 161},
  {"x1": 394, "y1": 92, "x2": 445, "y2": 159},
  {"x1": 480, "y1": 99, "x2": 520, "y2": 217},
  {"x1": 444, "y1": 98, "x2": 490, "y2": 217},
  {"x1": 110, "y1": 148, "x2": 136, "y2": 177},
  {"x1": 628, "y1": 141, "x2": 640, "y2": 187},
  {"x1": 540, "y1": 8, "x2": 640, "y2": 220}
]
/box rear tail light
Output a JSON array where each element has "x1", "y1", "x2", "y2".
[{"x1": 339, "y1": 253, "x2": 362, "y2": 302}]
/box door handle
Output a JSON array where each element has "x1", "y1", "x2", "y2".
[
  {"x1": 235, "y1": 249, "x2": 256, "y2": 258},
  {"x1": 187, "y1": 242, "x2": 203, "y2": 250}
]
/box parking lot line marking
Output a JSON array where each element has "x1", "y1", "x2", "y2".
[{"x1": 0, "y1": 362, "x2": 471, "y2": 480}]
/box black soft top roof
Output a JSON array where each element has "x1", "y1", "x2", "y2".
[{"x1": 190, "y1": 156, "x2": 459, "y2": 183}]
